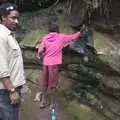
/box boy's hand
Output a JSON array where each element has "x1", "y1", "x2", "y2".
[{"x1": 80, "y1": 24, "x2": 86, "y2": 33}]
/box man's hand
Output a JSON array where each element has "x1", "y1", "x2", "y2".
[{"x1": 9, "y1": 91, "x2": 20, "y2": 104}]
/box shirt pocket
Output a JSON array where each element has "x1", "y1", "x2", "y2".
[
  {"x1": 11, "y1": 48, "x2": 20, "y2": 58},
  {"x1": 9, "y1": 44, "x2": 20, "y2": 59},
  {"x1": 8, "y1": 36, "x2": 20, "y2": 58}
]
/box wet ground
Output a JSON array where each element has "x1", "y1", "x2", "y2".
[
  {"x1": 19, "y1": 69, "x2": 107, "y2": 120},
  {"x1": 20, "y1": 83, "x2": 67, "y2": 120}
]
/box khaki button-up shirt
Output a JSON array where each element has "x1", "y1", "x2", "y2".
[{"x1": 0, "y1": 24, "x2": 26, "y2": 89}]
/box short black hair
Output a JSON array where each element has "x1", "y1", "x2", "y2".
[
  {"x1": 48, "y1": 21, "x2": 59, "y2": 32},
  {"x1": 0, "y1": 3, "x2": 18, "y2": 16}
]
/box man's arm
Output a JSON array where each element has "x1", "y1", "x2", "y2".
[
  {"x1": 0, "y1": 36, "x2": 14, "y2": 90},
  {"x1": 0, "y1": 36, "x2": 20, "y2": 104}
]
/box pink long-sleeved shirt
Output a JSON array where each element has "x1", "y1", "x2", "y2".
[{"x1": 37, "y1": 32, "x2": 81, "y2": 65}]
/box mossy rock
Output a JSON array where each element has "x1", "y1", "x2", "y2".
[{"x1": 20, "y1": 29, "x2": 46, "y2": 49}]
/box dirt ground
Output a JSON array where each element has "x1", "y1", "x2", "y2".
[
  {"x1": 20, "y1": 83, "x2": 67, "y2": 120},
  {"x1": 19, "y1": 69, "x2": 107, "y2": 120}
]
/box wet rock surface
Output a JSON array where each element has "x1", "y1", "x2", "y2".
[
  {"x1": 19, "y1": 19, "x2": 120, "y2": 120},
  {"x1": 20, "y1": 84, "x2": 66, "y2": 120},
  {"x1": 13, "y1": 1, "x2": 120, "y2": 119},
  {"x1": 20, "y1": 69, "x2": 107, "y2": 120}
]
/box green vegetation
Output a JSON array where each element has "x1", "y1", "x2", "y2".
[{"x1": 20, "y1": 29, "x2": 46, "y2": 48}]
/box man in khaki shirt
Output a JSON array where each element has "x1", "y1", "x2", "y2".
[{"x1": 0, "y1": 3, "x2": 26, "y2": 120}]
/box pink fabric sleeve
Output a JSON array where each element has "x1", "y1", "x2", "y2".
[{"x1": 61, "y1": 32, "x2": 81, "y2": 45}]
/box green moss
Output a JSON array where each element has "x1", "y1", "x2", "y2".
[{"x1": 20, "y1": 29, "x2": 46, "y2": 48}]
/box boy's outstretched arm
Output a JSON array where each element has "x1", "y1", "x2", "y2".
[{"x1": 61, "y1": 32, "x2": 81, "y2": 45}]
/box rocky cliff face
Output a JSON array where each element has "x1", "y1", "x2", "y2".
[{"x1": 12, "y1": 0, "x2": 120, "y2": 120}]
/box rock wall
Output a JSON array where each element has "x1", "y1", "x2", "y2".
[{"x1": 16, "y1": 1, "x2": 120, "y2": 120}]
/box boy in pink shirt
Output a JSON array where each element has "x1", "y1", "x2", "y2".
[{"x1": 36, "y1": 23, "x2": 81, "y2": 109}]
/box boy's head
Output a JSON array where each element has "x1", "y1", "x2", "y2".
[
  {"x1": 48, "y1": 20, "x2": 59, "y2": 33},
  {"x1": 0, "y1": 3, "x2": 19, "y2": 31}
]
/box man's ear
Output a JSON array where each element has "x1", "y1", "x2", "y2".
[
  {"x1": 1, "y1": 14, "x2": 7, "y2": 21},
  {"x1": 1, "y1": 15, "x2": 5, "y2": 21}
]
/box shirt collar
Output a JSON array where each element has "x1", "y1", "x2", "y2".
[{"x1": 0, "y1": 24, "x2": 12, "y2": 35}]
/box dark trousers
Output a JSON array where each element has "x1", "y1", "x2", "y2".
[{"x1": 0, "y1": 89, "x2": 20, "y2": 120}]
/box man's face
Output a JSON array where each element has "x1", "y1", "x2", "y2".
[{"x1": 2, "y1": 10, "x2": 19, "y2": 31}]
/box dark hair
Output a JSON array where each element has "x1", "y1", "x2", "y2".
[
  {"x1": 0, "y1": 3, "x2": 18, "y2": 17},
  {"x1": 48, "y1": 22, "x2": 59, "y2": 32}
]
